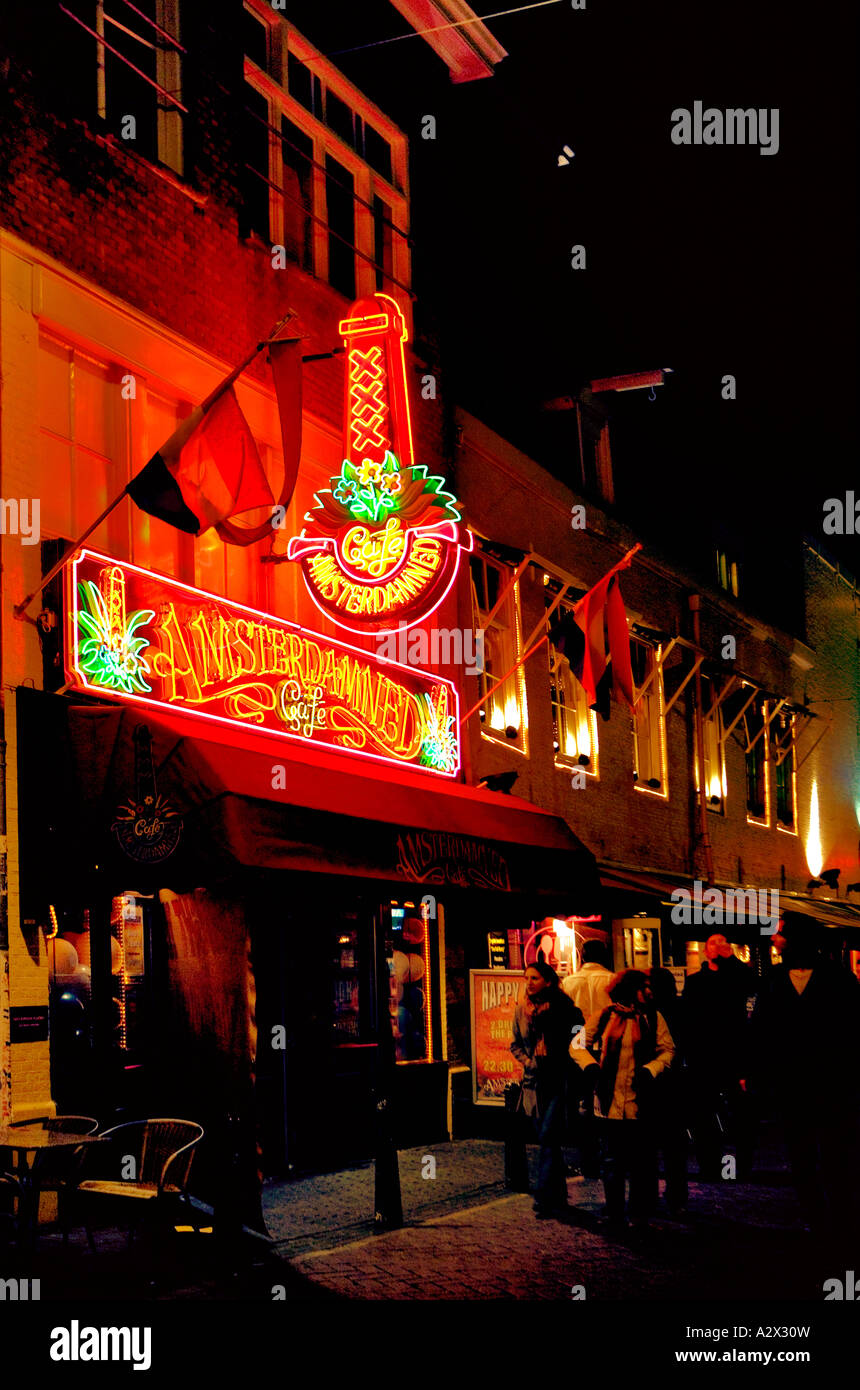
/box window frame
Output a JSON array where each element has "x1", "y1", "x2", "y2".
[
  {"x1": 470, "y1": 552, "x2": 529, "y2": 757},
  {"x1": 772, "y1": 710, "x2": 798, "y2": 834},
  {"x1": 744, "y1": 693, "x2": 771, "y2": 826},
  {"x1": 89, "y1": 0, "x2": 185, "y2": 175},
  {"x1": 243, "y1": 2, "x2": 411, "y2": 303},
  {"x1": 696, "y1": 673, "x2": 727, "y2": 814},
  {"x1": 630, "y1": 635, "x2": 668, "y2": 798},
  {"x1": 547, "y1": 593, "x2": 599, "y2": 777}
]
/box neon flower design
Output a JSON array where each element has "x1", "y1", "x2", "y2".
[
  {"x1": 418, "y1": 687, "x2": 458, "y2": 773},
  {"x1": 77, "y1": 576, "x2": 154, "y2": 695},
  {"x1": 358, "y1": 458, "x2": 385, "y2": 487},
  {"x1": 307, "y1": 452, "x2": 462, "y2": 535}
]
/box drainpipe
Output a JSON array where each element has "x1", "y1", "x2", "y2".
[{"x1": 689, "y1": 594, "x2": 715, "y2": 886}]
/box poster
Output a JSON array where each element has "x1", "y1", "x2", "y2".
[{"x1": 469, "y1": 969, "x2": 524, "y2": 1105}]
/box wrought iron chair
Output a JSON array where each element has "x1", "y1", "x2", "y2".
[
  {"x1": 72, "y1": 1118, "x2": 204, "y2": 1251},
  {"x1": 30, "y1": 1116, "x2": 100, "y2": 1242}
]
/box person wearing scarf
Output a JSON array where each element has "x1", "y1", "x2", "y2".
[
  {"x1": 511, "y1": 960, "x2": 583, "y2": 1219},
  {"x1": 570, "y1": 968, "x2": 675, "y2": 1231}
]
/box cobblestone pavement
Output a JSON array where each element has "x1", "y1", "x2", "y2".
[
  {"x1": 7, "y1": 1139, "x2": 838, "y2": 1302},
  {"x1": 288, "y1": 1177, "x2": 827, "y2": 1301},
  {"x1": 262, "y1": 1139, "x2": 508, "y2": 1256},
  {"x1": 263, "y1": 1139, "x2": 841, "y2": 1301}
]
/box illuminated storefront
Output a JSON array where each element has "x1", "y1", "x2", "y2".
[{"x1": 10, "y1": 290, "x2": 600, "y2": 1179}]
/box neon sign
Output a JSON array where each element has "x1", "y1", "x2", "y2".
[
  {"x1": 287, "y1": 293, "x2": 471, "y2": 633},
  {"x1": 65, "y1": 551, "x2": 460, "y2": 777}
]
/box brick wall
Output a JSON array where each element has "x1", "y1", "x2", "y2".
[
  {"x1": 458, "y1": 411, "x2": 859, "y2": 906},
  {"x1": 0, "y1": 3, "x2": 454, "y2": 1121}
]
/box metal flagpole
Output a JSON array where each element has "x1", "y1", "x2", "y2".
[
  {"x1": 460, "y1": 544, "x2": 642, "y2": 728},
  {"x1": 13, "y1": 311, "x2": 298, "y2": 620}
]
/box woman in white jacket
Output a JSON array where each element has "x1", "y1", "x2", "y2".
[{"x1": 571, "y1": 968, "x2": 675, "y2": 1232}]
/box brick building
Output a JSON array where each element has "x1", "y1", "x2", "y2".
[
  {"x1": 453, "y1": 406, "x2": 860, "y2": 995},
  {"x1": 2, "y1": 1, "x2": 596, "y2": 1177},
  {"x1": 1, "y1": 1, "x2": 857, "y2": 1181}
]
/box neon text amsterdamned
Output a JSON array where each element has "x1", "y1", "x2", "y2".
[{"x1": 149, "y1": 604, "x2": 424, "y2": 759}]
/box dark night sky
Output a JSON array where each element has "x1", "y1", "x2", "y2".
[{"x1": 288, "y1": 0, "x2": 858, "y2": 626}]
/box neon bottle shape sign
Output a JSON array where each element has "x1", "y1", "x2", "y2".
[{"x1": 288, "y1": 293, "x2": 471, "y2": 634}]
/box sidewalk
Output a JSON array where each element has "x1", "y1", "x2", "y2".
[
  {"x1": 264, "y1": 1139, "x2": 836, "y2": 1302},
  {"x1": 5, "y1": 1138, "x2": 837, "y2": 1302}
]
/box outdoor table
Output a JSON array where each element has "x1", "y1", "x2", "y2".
[{"x1": 0, "y1": 1125, "x2": 105, "y2": 1254}]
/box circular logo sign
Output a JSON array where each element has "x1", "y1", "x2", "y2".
[{"x1": 287, "y1": 294, "x2": 470, "y2": 634}]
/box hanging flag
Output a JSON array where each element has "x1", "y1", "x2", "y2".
[
  {"x1": 214, "y1": 336, "x2": 304, "y2": 547},
  {"x1": 127, "y1": 387, "x2": 274, "y2": 536},
  {"x1": 550, "y1": 545, "x2": 641, "y2": 716}
]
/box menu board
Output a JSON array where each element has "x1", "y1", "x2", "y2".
[{"x1": 469, "y1": 969, "x2": 524, "y2": 1106}]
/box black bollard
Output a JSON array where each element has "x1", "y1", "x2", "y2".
[
  {"x1": 373, "y1": 1092, "x2": 403, "y2": 1231},
  {"x1": 213, "y1": 1111, "x2": 244, "y2": 1273}
]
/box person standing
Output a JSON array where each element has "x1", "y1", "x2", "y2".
[
  {"x1": 682, "y1": 932, "x2": 756, "y2": 1180},
  {"x1": 751, "y1": 915, "x2": 860, "y2": 1253},
  {"x1": 563, "y1": 940, "x2": 614, "y2": 1018},
  {"x1": 564, "y1": 940, "x2": 614, "y2": 1178},
  {"x1": 511, "y1": 960, "x2": 583, "y2": 1219},
  {"x1": 645, "y1": 967, "x2": 688, "y2": 1214},
  {"x1": 571, "y1": 968, "x2": 675, "y2": 1232}
]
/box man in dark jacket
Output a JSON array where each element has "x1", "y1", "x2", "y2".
[
  {"x1": 751, "y1": 915, "x2": 860, "y2": 1248},
  {"x1": 682, "y1": 933, "x2": 756, "y2": 1180}
]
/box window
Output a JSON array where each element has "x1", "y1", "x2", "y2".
[
  {"x1": 61, "y1": 0, "x2": 185, "y2": 175},
  {"x1": 771, "y1": 710, "x2": 797, "y2": 831},
  {"x1": 744, "y1": 693, "x2": 769, "y2": 823},
  {"x1": 281, "y1": 117, "x2": 313, "y2": 270},
  {"x1": 243, "y1": 4, "x2": 410, "y2": 300},
  {"x1": 242, "y1": 6, "x2": 269, "y2": 71},
  {"x1": 134, "y1": 387, "x2": 193, "y2": 583},
  {"x1": 630, "y1": 637, "x2": 666, "y2": 794},
  {"x1": 547, "y1": 595, "x2": 598, "y2": 775},
  {"x1": 373, "y1": 195, "x2": 394, "y2": 292},
  {"x1": 325, "y1": 154, "x2": 356, "y2": 300},
  {"x1": 470, "y1": 554, "x2": 528, "y2": 754},
  {"x1": 37, "y1": 333, "x2": 128, "y2": 557},
  {"x1": 694, "y1": 675, "x2": 726, "y2": 812},
  {"x1": 716, "y1": 549, "x2": 740, "y2": 597}
]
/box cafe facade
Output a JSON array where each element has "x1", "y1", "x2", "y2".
[{"x1": 1, "y1": 223, "x2": 600, "y2": 1200}]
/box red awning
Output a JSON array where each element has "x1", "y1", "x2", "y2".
[{"x1": 65, "y1": 701, "x2": 599, "y2": 902}]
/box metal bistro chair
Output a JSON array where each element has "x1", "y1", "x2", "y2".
[
  {"x1": 73, "y1": 1118, "x2": 204, "y2": 1252},
  {"x1": 34, "y1": 1115, "x2": 99, "y2": 1243}
]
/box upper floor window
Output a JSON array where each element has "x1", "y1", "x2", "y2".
[
  {"x1": 744, "y1": 691, "x2": 769, "y2": 824},
  {"x1": 771, "y1": 709, "x2": 797, "y2": 832},
  {"x1": 242, "y1": 3, "x2": 410, "y2": 301},
  {"x1": 716, "y1": 549, "x2": 740, "y2": 597},
  {"x1": 37, "y1": 332, "x2": 128, "y2": 558},
  {"x1": 547, "y1": 590, "x2": 598, "y2": 776},
  {"x1": 61, "y1": 0, "x2": 185, "y2": 175},
  {"x1": 694, "y1": 674, "x2": 726, "y2": 812},
  {"x1": 630, "y1": 636, "x2": 666, "y2": 795},
  {"x1": 470, "y1": 553, "x2": 528, "y2": 755}
]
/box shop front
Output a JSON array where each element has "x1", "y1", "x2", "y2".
[
  {"x1": 16, "y1": 684, "x2": 600, "y2": 1189},
  {"x1": 10, "y1": 290, "x2": 603, "y2": 1202}
]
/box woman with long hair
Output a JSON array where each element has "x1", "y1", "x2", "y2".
[
  {"x1": 511, "y1": 958, "x2": 583, "y2": 1219},
  {"x1": 571, "y1": 968, "x2": 675, "y2": 1232}
]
